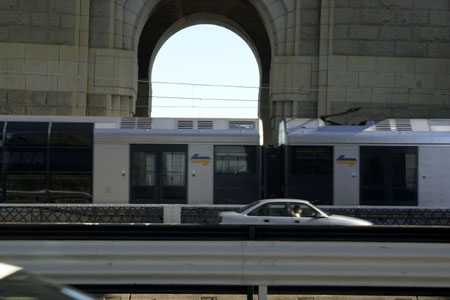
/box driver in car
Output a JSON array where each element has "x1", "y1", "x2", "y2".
[{"x1": 290, "y1": 205, "x2": 302, "y2": 218}]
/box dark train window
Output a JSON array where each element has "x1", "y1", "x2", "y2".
[
  {"x1": 49, "y1": 123, "x2": 94, "y2": 203},
  {"x1": 2, "y1": 122, "x2": 93, "y2": 203},
  {"x1": 286, "y1": 146, "x2": 333, "y2": 205},
  {"x1": 162, "y1": 152, "x2": 186, "y2": 187},
  {"x1": 0, "y1": 122, "x2": 4, "y2": 201},
  {"x1": 360, "y1": 147, "x2": 417, "y2": 206},
  {"x1": 290, "y1": 146, "x2": 332, "y2": 175},
  {"x1": 214, "y1": 145, "x2": 260, "y2": 205},
  {"x1": 5, "y1": 122, "x2": 49, "y2": 146},
  {"x1": 50, "y1": 123, "x2": 93, "y2": 147},
  {"x1": 215, "y1": 146, "x2": 256, "y2": 174},
  {"x1": 4, "y1": 122, "x2": 49, "y2": 203},
  {"x1": 131, "y1": 152, "x2": 156, "y2": 186}
]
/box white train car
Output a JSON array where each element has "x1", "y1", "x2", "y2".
[
  {"x1": 0, "y1": 116, "x2": 262, "y2": 205},
  {"x1": 280, "y1": 119, "x2": 450, "y2": 208},
  {"x1": 95, "y1": 117, "x2": 262, "y2": 205}
]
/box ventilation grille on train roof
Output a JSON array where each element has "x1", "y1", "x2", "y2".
[
  {"x1": 177, "y1": 120, "x2": 194, "y2": 130},
  {"x1": 429, "y1": 119, "x2": 450, "y2": 127},
  {"x1": 375, "y1": 120, "x2": 412, "y2": 132},
  {"x1": 375, "y1": 120, "x2": 391, "y2": 131},
  {"x1": 229, "y1": 121, "x2": 255, "y2": 129},
  {"x1": 120, "y1": 118, "x2": 152, "y2": 129},
  {"x1": 198, "y1": 120, "x2": 214, "y2": 130},
  {"x1": 395, "y1": 119, "x2": 412, "y2": 132},
  {"x1": 428, "y1": 119, "x2": 450, "y2": 132}
]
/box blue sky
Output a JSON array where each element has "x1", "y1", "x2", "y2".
[{"x1": 151, "y1": 25, "x2": 260, "y2": 118}]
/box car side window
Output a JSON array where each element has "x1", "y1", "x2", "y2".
[
  {"x1": 287, "y1": 203, "x2": 317, "y2": 217},
  {"x1": 248, "y1": 203, "x2": 290, "y2": 217}
]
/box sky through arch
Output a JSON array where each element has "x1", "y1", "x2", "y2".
[{"x1": 151, "y1": 25, "x2": 260, "y2": 118}]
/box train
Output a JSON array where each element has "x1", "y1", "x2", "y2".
[{"x1": 0, "y1": 115, "x2": 449, "y2": 208}]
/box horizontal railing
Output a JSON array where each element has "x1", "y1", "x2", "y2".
[
  {"x1": 0, "y1": 225, "x2": 450, "y2": 295},
  {"x1": 1, "y1": 224, "x2": 450, "y2": 242}
]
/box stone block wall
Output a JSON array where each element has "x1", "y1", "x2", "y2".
[
  {"x1": 0, "y1": 0, "x2": 449, "y2": 136},
  {"x1": 326, "y1": 55, "x2": 450, "y2": 121},
  {"x1": 0, "y1": 0, "x2": 83, "y2": 46},
  {"x1": 0, "y1": 0, "x2": 136, "y2": 118},
  {"x1": 0, "y1": 0, "x2": 93, "y2": 116},
  {"x1": 270, "y1": 0, "x2": 322, "y2": 121},
  {"x1": 0, "y1": 42, "x2": 88, "y2": 115},
  {"x1": 318, "y1": 0, "x2": 450, "y2": 121},
  {"x1": 333, "y1": 0, "x2": 450, "y2": 58}
]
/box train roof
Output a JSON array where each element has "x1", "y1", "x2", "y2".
[
  {"x1": 0, "y1": 115, "x2": 259, "y2": 129},
  {"x1": 0, "y1": 116, "x2": 262, "y2": 145},
  {"x1": 282, "y1": 119, "x2": 450, "y2": 145}
]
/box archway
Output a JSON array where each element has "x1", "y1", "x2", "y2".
[
  {"x1": 150, "y1": 24, "x2": 260, "y2": 118},
  {"x1": 135, "y1": 0, "x2": 272, "y2": 141}
]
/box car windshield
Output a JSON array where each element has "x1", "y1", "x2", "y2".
[
  {"x1": 309, "y1": 204, "x2": 328, "y2": 217},
  {"x1": 238, "y1": 200, "x2": 262, "y2": 213}
]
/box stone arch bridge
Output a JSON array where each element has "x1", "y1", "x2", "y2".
[{"x1": 0, "y1": 0, "x2": 450, "y2": 141}]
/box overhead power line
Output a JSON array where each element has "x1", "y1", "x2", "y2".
[{"x1": 152, "y1": 95, "x2": 257, "y2": 102}]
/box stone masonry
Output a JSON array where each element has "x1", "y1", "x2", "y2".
[{"x1": 0, "y1": 0, "x2": 448, "y2": 139}]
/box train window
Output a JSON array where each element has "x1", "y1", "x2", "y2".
[
  {"x1": 215, "y1": 146, "x2": 256, "y2": 174},
  {"x1": 132, "y1": 152, "x2": 156, "y2": 186},
  {"x1": 0, "y1": 122, "x2": 4, "y2": 201},
  {"x1": 162, "y1": 152, "x2": 186, "y2": 187},
  {"x1": 0, "y1": 122, "x2": 3, "y2": 144},
  {"x1": 4, "y1": 122, "x2": 49, "y2": 203},
  {"x1": 5, "y1": 122, "x2": 49, "y2": 147},
  {"x1": 360, "y1": 147, "x2": 418, "y2": 206},
  {"x1": 50, "y1": 123, "x2": 93, "y2": 147},
  {"x1": 290, "y1": 147, "x2": 332, "y2": 175},
  {"x1": 286, "y1": 146, "x2": 333, "y2": 205},
  {"x1": 49, "y1": 123, "x2": 94, "y2": 203},
  {"x1": 214, "y1": 146, "x2": 260, "y2": 205}
]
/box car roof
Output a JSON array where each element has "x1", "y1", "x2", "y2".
[{"x1": 257, "y1": 199, "x2": 311, "y2": 205}]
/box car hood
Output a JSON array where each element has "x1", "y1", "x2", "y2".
[
  {"x1": 327, "y1": 214, "x2": 373, "y2": 226},
  {"x1": 220, "y1": 211, "x2": 240, "y2": 217}
]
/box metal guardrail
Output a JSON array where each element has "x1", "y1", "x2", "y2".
[
  {"x1": 1, "y1": 226, "x2": 450, "y2": 296},
  {"x1": 1, "y1": 224, "x2": 450, "y2": 243}
]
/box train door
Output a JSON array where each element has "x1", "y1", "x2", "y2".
[
  {"x1": 360, "y1": 146, "x2": 417, "y2": 206},
  {"x1": 263, "y1": 146, "x2": 284, "y2": 199},
  {"x1": 0, "y1": 122, "x2": 3, "y2": 202},
  {"x1": 285, "y1": 146, "x2": 334, "y2": 205},
  {"x1": 214, "y1": 145, "x2": 260, "y2": 204},
  {"x1": 130, "y1": 145, "x2": 188, "y2": 204}
]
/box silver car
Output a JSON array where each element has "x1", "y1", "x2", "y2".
[{"x1": 220, "y1": 199, "x2": 372, "y2": 226}]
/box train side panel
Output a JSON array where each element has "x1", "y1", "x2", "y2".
[
  {"x1": 188, "y1": 144, "x2": 214, "y2": 204},
  {"x1": 93, "y1": 144, "x2": 129, "y2": 204},
  {"x1": 419, "y1": 146, "x2": 450, "y2": 208},
  {"x1": 333, "y1": 145, "x2": 359, "y2": 206}
]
